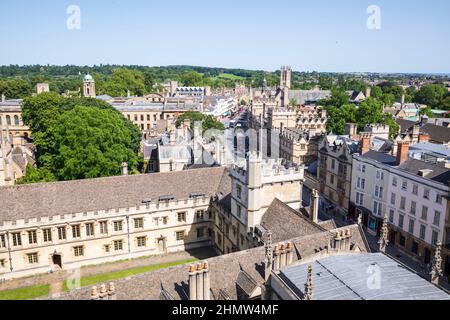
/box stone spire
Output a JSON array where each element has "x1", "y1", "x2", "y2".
[
  {"x1": 378, "y1": 213, "x2": 389, "y2": 253},
  {"x1": 431, "y1": 241, "x2": 443, "y2": 285},
  {"x1": 264, "y1": 230, "x2": 273, "y2": 281},
  {"x1": 304, "y1": 265, "x2": 314, "y2": 300}
]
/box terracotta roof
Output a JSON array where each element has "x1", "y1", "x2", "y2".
[{"x1": 0, "y1": 167, "x2": 231, "y2": 223}]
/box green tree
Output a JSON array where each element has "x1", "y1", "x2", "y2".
[
  {"x1": 175, "y1": 111, "x2": 224, "y2": 132},
  {"x1": 0, "y1": 78, "x2": 33, "y2": 99},
  {"x1": 413, "y1": 84, "x2": 448, "y2": 109},
  {"x1": 20, "y1": 93, "x2": 141, "y2": 182},
  {"x1": 98, "y1": 68, "x2": 146, "y2": 97},
  {"x1": 180, "y1": 71, "x2": 204, "y2": 87},
  {"x1": 16, "y1": 165, "x2": 56, "y2": 185},
  {"x1": 51, "y1": 106, "x2": 139, "y2": 180},
  {"x1": 288, "y1": 99, "x2": 298, "y2": 108}
]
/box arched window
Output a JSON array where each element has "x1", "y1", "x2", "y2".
[
  {"x1": 14, "y1": 115, "x2": 19, "y2": 126},
  {"x1": 6, "y1": 115, "x2": 11, "y2": 125}
]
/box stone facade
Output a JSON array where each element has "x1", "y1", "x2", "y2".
[{"x1": 0, "y1": 167, "x2": 230, "y2": 280}]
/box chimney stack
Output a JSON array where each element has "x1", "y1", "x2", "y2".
[
  {"x1": 286, "y1": 242, "x2": 294, "y2": 266},
  {"x1": 418, "y1": 133, "x2": 430, "y2": 143},
  {"x1": 396, "y1": 141, "x2": 410, "y2": 165},
  {"x1": 360, "y1": 132, "x2": 371, "y2": 155},
  {"x1": 196, "y1": 263, "x2": 204, "y2": 300},
  {"x1": 120, "y1": 162, "x2": 128, "y2": 176},
  {"x1": 273, "y1": 245, "x2": 280, "y2": 272},
  {"x1": 188, "y1": 264, "x2": 197, "y2": 300},
  {"x1": 203, "y1": 262, "x2": 211, "y2": 300},
  {"x1": 91, "y1": 286, "x2": 99, "y2": 300},
  {"x1": 279, "y1": 244, "x2": 287, "y2": 269}
]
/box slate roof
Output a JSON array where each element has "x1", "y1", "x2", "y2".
[
  {"x1": 396, "y1": 119, "x2": 450, "y2": 144},
  {"x1": 397, "y1": 159, "x2": 450, "y2": 184},
  {"x1": 362, "y1": 150, "x2": 397, "y2": 165},
  {"x1": 260, "y1": 199, "x2": 326, "y2": 243},
  {"x1": 0, "y1": 167, "x2": 231, "y2": 223},
  {"x1": 288, "y1": 90, "x2": 331, "y2": 105},
  {"x1": 279, "y1": 253, "x2": 450, "y2": 300}
]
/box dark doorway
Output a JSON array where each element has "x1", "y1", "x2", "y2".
[
  {"x1": 424, "y1": 248, "x2": 431, "y2": 264},
  {"x1": 389, "y1": 231, "x2": 396, "y2": 245},
  {"x1": 52, "y1": 254, "x2": 62, "y2": 268}
]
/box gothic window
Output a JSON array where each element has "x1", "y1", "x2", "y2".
[
  {"x1": 134, "y1": 218, "x2": 144, "y2": 229},
  {"x1": 177, "y1": 212, "x2": 186, "y2": 222},
  {"x1": 113, "y1": 221, "x2": 123, "y2": 232},
  {"x1": 14, "y1": 115, "x2": 19, "y2": 126},
  {"x1": 0, "y1": 234, "x2": 5, "y2": 248},
  {"x1": 99, "y1": 221, "x2": 108, "y2": 234},
  {"x1": 176, "y1": 231, "x2": 185, "y2": 241},
  {"x1": 137, "y1": 237, "x2": 146, "y2": 247},
  {"x1": 113, "y1": 240, "x2": 123, "y2": 251}
]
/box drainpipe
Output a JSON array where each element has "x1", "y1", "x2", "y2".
[
  {"x1": 126, "y1": 215, "x2": 131, "y2": 257},
  {"x1": 6, "y1": 231, "x2": 13, "y2": 272}
]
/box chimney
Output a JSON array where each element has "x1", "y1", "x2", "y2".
[
  {"x1": 196, "y1": 263, "x2": 204, "y2": 300},
  {"x1": 360, "y1": 132, "x2": 371, "y2": 155},
  {"x1": 286, "y1": 242, "x2": 294, "y2": 266},
  {"x1": 99, "y1": 284, "x2": 108, "y2": 300},
  {"x1": 91, "y1": 286, "x2": 99, "y2": 300},
  {"x1": 418, "y1": 132, "x2": 430, "y2": 143},
  {"x1": 279, "y1": 244, "x2": 287, "y2": 269},
  {"x1": 203, "y1": 262, "x2": 211, "y2": 300},
  {"x1": 396, "y1": 141, "x2": 410, "y2": 165},
  {"x1": 108, "y1": 282, "x2": 116, "y2": 300},
  {"x1": 188, "y1": 264, "x2": 197, "y2": 300},
  {"x1": 120, "y1": 162, "x2": 128, "y2": 176}
]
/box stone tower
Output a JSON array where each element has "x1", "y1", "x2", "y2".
[
  {"x1": 83, "y1": 74, "x2": 96, "y2": 98},
  {"x1": 280, "y1": 66, "x2": 292, "y2": 89}
]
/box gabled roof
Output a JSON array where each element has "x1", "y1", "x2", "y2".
[{"x1": 260, "y1": 198, "x2": 326, "y2": 243}]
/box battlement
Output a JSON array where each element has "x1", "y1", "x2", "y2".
[{"x1": 0, "y1": 196, "x2": 211, "y2": 231}]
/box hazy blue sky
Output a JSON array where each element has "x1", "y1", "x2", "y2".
[{"x1": 0, "y1": 0, "x2": 449, "y2": 73}]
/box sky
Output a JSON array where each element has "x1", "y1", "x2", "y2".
[{"x1": 0, "y1": 0, "x2": 449, "y2": 73}]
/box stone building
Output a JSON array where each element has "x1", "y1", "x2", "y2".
[
  {"x1": 211, "y1": 153, "x2": 306, "y2": 254},
  {"x1": 277, "y1": 128, "x2": 321, "y2": 165},
  {"x1": 0, "y1": 98, "x2": 30, "y2": 143},
  {"x1": 83, "y1": 74, "x2": 96, "y2": 98},
  {"x1": 0, "y1": 167, "x2": 230, "y2": 280},
  {"x1": 317, "y1": 134, "x2": 360, "y2": 222},
  {"x1": 51, "y1": 219, "x2": 450, "y2": 300},
  {"x1": 351, "y1": 139, "x2": 450, "y2": 277}
]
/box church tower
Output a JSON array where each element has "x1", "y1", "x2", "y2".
[
  {"x1": 83, "y1": 74, "x2": 96, "y2": 98},
  {"x1": 280, "y1": 66, "x2": 292, "y2": 89}
]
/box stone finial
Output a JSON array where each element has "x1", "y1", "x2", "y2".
[
  {"x1": 91, "y1": 286, "x2": 99, "y2": 300},
  {"x1": 189, "y1": 264, "x2": 196, "y2": 273},
  {"x1": 203, "y1": 261, "x2": 209, "y2": 272},
  {"x1": 431, "y1": 241, "x2": 443, "y2": 285},
  {"x1": 264, "y1": 230, "x2": 273, "y2": 270},
  {"x1": 196, "y1": 263, "x2": 203, "y2": 272},
  {"x1": 378, "y1": 214, "x2": 389, "y2": 253},
  {"x1": 357, "y1": 213, "x2": 363, "y2": 226},
  {"x1": 304, "y1": 265, "x2": 314, "y2": 300}
]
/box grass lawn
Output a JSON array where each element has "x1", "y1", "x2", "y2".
[
  {"x1": 63, "y1": 258, "x2": 198, "y2": 291},
  {"x1": 0, "y1": 284, "x2": 50, "y2": 300},
  {"x1": 212, "y1": 73, "x2": 245, "y2": 81}
]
